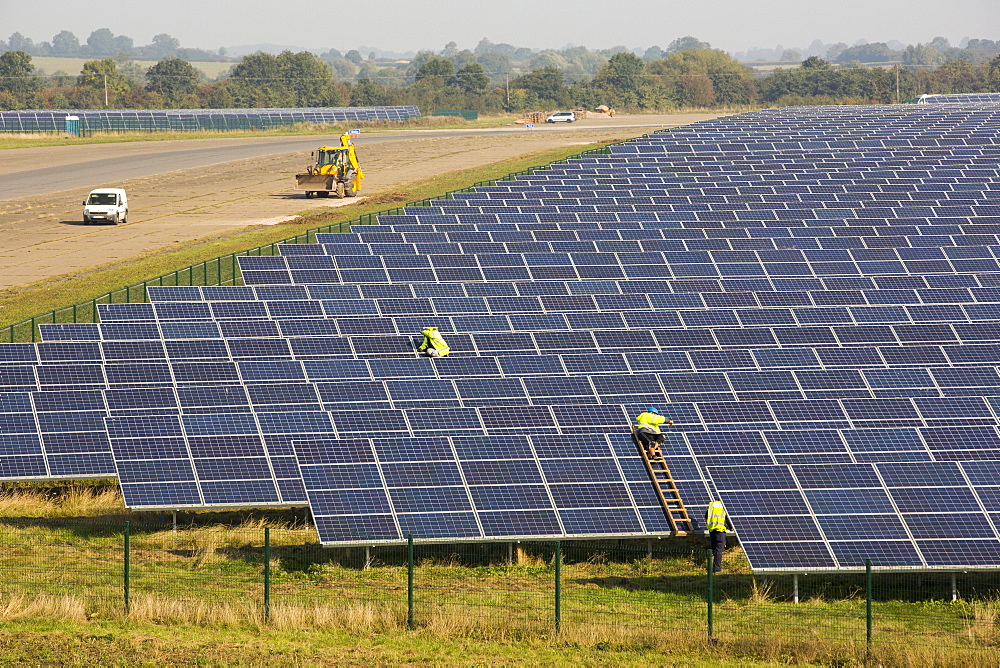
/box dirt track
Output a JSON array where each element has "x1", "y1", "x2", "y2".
[{"x1": 0, "y1": 113, "x2": 725, "y2": 289}]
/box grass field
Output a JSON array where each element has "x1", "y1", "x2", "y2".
[
  {"x1": 30, "y1": 56, "x2": 233, "y2": 81},
  {"x1": 0, "y1": 486, "x2": 997, "y2": 665}
]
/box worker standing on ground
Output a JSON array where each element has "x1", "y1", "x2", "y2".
[
  {"x1": 633, "y1": 407, "x2": 672, "y2": 448},
  {"x1": 418, "y1": 326, "x2": 450, "y2": 357},
  {"x1": 705, "y1": 499, "x2": 729, "y2": 573}
]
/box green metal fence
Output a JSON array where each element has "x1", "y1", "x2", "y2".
[
  {"x1": 1, "y1": 516, "x2": 998, "y2": 663},
  {"x1": 2, "y1": 144, "x2": 616, "y2": 343}
]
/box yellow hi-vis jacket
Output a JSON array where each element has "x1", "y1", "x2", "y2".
[
  {"x1": 634, "y1": 411, "x2": 666, "y2": 434},
  {"x1": 705, "y1": 501, "x2": 728, "y2": 532},
  {"x1": 418, "y1": 327, "x2": 450, "y2": 356}
]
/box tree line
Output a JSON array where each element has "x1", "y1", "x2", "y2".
[
  {"x1": 2, "y1": 29, "x2": 226, "y2": 62},
  {"x1": 1, "y1": 46, "x2": 999, "y2": 114}
]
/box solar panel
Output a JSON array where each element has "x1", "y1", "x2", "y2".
[
  {"x1": 0, "y1": 106, "x2": 420, "y2": 133},
  {"x1": 708, "y1": 460, "x2": 1000, "y2": 572},
  {"x1": 294, "y1": 432, "x2": 697, "y2": 545}
]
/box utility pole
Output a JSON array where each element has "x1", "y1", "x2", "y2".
[
  {"x1": 895, "y1": 64, "x2": 900, "y2": 104},
  {"x1": 103, "y1": 73, "x2": 109, "y2": 107},
  {"x1": 505, "y1": 72, "x2": 510, "y2": 109}
]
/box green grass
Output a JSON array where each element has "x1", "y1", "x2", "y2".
[
  {"x1": 0, "y1": 488, "x2": 996, "y2": 664},
  {"x1": 0, "y1": 114, "x2": 519, "y2": 150},
  {"x1": 0, "y1": 139, "x2": 624, "y2": 332},
  {"x1": 0, "y1": 517, "x2": 997, "y2": 665}
]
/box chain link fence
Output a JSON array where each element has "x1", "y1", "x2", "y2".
[{"x1": 0, "y1": 516, "x2": 997, "y2": 663}]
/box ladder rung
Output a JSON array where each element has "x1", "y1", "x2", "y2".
[{"x1": 632, "y1": 429, "x2": 694, "y2": 535}]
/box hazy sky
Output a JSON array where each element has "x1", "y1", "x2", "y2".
[{"x1": 3, "y1": 0, "x2": 998, "y2": 54}]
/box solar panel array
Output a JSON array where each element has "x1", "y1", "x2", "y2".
[
  {"x1": 0, "y1": 107, "x2": 420, "y2": 133},
  {"x1": 919, "y1": 93, "x2": 1000, "y2": 105},
  {"x1": 709, "y1": 461, "x2": 1000, "y2": 570},
  {"x1": 4, "y1": 102, "x2": 1000, "y2": 565}
]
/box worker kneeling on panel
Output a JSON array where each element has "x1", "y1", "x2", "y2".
[
  {"x1": 418, "y1": 326, "x2": 450, "y2": 357},
  {"x1": 634, "y1": 407, "x2": 673, "y2": 448}
]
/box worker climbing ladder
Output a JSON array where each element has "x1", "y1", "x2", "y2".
[{"x1": 631, "y1": 426, "x2": 694, "y2": 535}]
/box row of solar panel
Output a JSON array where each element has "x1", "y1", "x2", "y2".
[
  {"x1": 373, "y1": 208, "x2": 1000, "y2": 226},
  {"x1": 326, "y1": 219, "x2": 1000, "y2": 237},
  {"x1": 140, "y1": 279, "x2": 1000, "y2": 309},
  {"x1": 435, "y1": 175, "x2": 1000, "y2": 192},
  {"x1": 425, "y1": 200, "x2": 1000, "y2": 215},
  {"x1": 240, "y1": 253, "x2": 1000, "y2": 283},
  {"x1": 79, "y1": 296, "x2": 1000, "y2": 328},
  {"x1": 15, "y1": 379, "x2": 1000, "y2": 444},
  {"x1": 922, "y1": 94, "x2": 1000, "y2": 104},
  {"x1": 134, "y1": 284, "x2": 1000, "y2": 311},
  {"x1": 0, "y1": 107, "x2": 420, "y2": 133},
  {"x1": 315, "y1": 224, "x2": 1000, "y2": 244},
  {"x1": 241, "y1": 266, "x2": 1000, "y2": 287},
  {"x1": 710, "y1": 460, "x2": 1000, "y2": 571},
  {"x1": 13, "y1": 367, "x2": 1000, "y2": 422},
  {"x1": 296, "y1": 236, "x2": 1000, "y2": 255},
  {"x1": 27, "y1": 319, "x2": 1000, "y2": 367},
  {"x1": 8, "y1": 387, "x2": 1000, "y2": 468},
  {"x1": 116, "y1": 430, "x2": 687, "y2": 543},
  {"x1": 316, "y1": 221, "x2": 1000, "y2": 244},
  {"x1": 469, "y1": 161, "x2": 1000, "y2": 179},
  {"x1": 261, "y1": 246, "x2": 1000, "y2": 268},
  {"x1": 16, "y1": 371, "x2": 1000, "y2": 412}
]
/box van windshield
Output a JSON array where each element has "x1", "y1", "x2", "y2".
[{"x1": 87, "y1": 193, "x2": 118, "y2": 206}]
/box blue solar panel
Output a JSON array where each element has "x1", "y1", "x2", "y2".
[
  {"x1": 294, "y1": 432, "x2": 690, "y2": 545},
  {"x1": 709, "y1": 460, "x2": 1000, "y2": 571}
]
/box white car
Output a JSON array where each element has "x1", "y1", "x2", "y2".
[
  {"x1": 545, "y1": 111, "x2": 576, "y2": 123},
  {"x1": 83, "y1": 188, "x2": 128, "y2": 224}
]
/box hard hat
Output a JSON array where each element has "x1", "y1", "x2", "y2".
[{"x1": 647, "y1": 407, "x2": 659, "y2": 414}]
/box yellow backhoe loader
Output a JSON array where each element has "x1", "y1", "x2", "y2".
[{"x1": 295, "y1": 134, "x2": 364, "y2": 199}]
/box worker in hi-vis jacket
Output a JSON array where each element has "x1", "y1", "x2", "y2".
[
  {"x1": 418, "y1": 326, "x2": 450, "y2": 358},
  {"x1": 633, "y1": 407, "x2": 673, "y2": 448}
]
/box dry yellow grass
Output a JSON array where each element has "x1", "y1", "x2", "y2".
[
  {"x1": 0, "y1": 593, "x2": 87, "y2": 622},
  {"x1": 0, "y1": 485, "x2": 123, "y2": 518}
]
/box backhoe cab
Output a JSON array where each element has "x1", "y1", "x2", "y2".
[{"x1": 295, "y1": 134, "x2": 364, "y2": 199}]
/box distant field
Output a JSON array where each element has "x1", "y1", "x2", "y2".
[{"x1": 31, "y1": 56, "x2": 233, "y2": 81}]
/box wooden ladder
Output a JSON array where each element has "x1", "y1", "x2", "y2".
[{"x1": 632, "y1": 427, "x2": 694, "y2": 536}]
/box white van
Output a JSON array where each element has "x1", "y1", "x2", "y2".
[{"x1": 83, "y1": 188, "x2": 128, "y2": 224}]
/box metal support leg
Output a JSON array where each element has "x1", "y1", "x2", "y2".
[
  {"x1": 793, "y1": 574, "x2": 799, "y2": 604},
  {"x1": 951, "y1": 573, "x2": 958, "y2": 602},
  {"x1": 364, "y1": 546, "x2": 371, "y2": 571},
  {"x1": 507, "y1": 542, "x2": 514, "y2": 565},
  {"x1": 646, "y1": 539, "x2": 653, "y2": 559},
  {"x1": 172, "y1": 510, "x2": 177, "y2": 533}
]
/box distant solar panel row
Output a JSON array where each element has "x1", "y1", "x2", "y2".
[
  {"x1": 0, "y1": 106, "x2": 420, "y2": 133},
  {"x1": 919, "y1": 93, "x2": 1000, "y2": 104}
]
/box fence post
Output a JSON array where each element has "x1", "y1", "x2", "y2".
[
  {"x1": 264, "y1": 527, "x2": 271, "y2": 623},
  {"x1": 706, "y1": 549, "x2": 715, "y2": 640},
  {"x1": 555, "y1": 541, "x2": 562, "y2": 633},
  {"x1": 407, "y1": 534, "x2": 415, "y2": 629},
  {"x1": 123, "y1": 520, "x2": 131, "y2": 614},
  {"x1": 866, "y1": 558, "x2": 873, "y2": 651}
]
